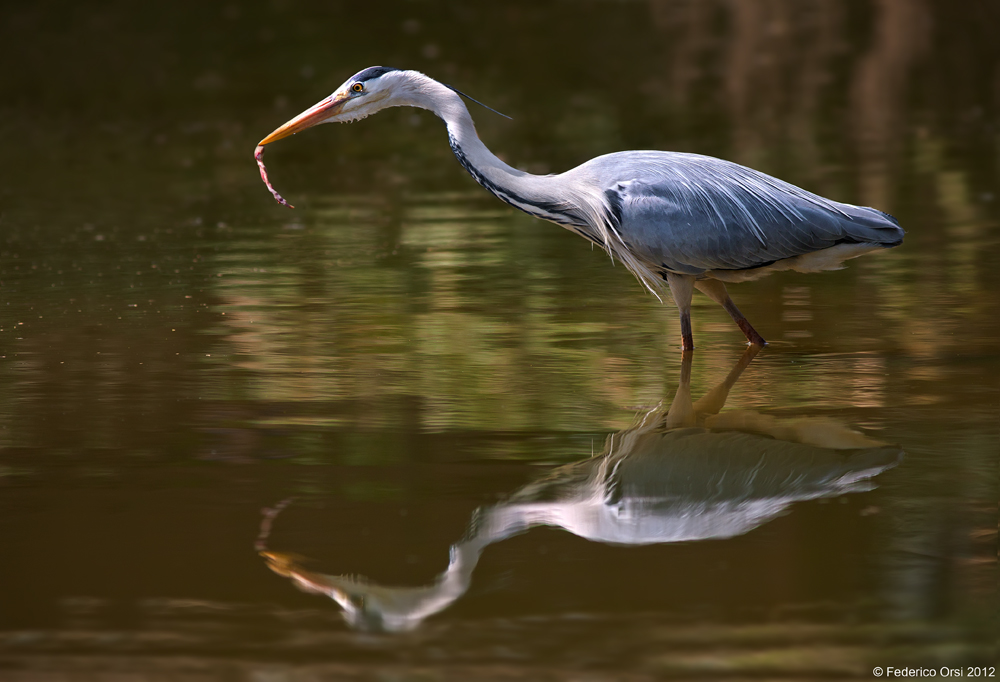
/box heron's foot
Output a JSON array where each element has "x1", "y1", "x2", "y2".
[{"x1": 736, "y1": 319, "x2": 766, "y2": 346}]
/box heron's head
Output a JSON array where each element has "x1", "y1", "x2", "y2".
[{"x1": 258, "y1": 66, "x2": 415, "y2": 146}]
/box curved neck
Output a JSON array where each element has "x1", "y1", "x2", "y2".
[
  {"x1": 403, "y1": 77, "x2": 524, "y2": 180},
  {"x1": 401, "y1": 74, "x2": 588, "y2": 228}
]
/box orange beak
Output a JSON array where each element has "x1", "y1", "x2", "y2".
[{"x1": 257, "y1": 93, "x2": 348, "y2": 146}]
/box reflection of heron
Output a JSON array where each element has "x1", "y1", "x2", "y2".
[
  {"x1": 256, "y1": 67, "x2": 904, "y2": 349},
  {"x1": 258, "y1": 348, "x2": 902, "y2": 632}
]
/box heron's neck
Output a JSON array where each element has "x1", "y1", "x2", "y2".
[{"x1": 405, "y1": 76, "x2": 588, "y2": 228}]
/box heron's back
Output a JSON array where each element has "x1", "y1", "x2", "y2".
[{"x1": 572, "y1": 151, "x2": 904, "y2": 276}]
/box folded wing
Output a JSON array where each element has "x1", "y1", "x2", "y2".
[{"x1": 601, "y1": 152, "x2": 904, "y2": 275}]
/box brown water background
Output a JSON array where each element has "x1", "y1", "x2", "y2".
[{"x1": 1, "y1": 1, "x2": 997, "y2": 679}]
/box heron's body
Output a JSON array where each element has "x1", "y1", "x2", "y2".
[{"x1": 257, "y1": 67, "x2": 904, "y2": 349}]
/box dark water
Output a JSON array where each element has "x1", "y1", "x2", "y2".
[{"x1": 1, "y1": 1, "x2": 997, "y2": 679}]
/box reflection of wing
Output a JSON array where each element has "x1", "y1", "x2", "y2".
[
  {"x1": 615, "y1": 429, "x2": 900, "y2": 503},
  {"x1": 703, "y1": 411, "x2": 891, "y2": 449},
  {"x1": 588, "y1": 428, "x2": 902, "y2": 543},
  {"x1": 490, "y1": 428, "x2": 900, "y2": 546}
]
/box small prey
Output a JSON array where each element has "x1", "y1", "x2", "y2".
[{"x1": 254, "y1": 144, "x2": 294, "y2": 208}]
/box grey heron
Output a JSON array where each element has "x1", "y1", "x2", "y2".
[{"x1": 256, "y1": 67, "x2": 904, "y2": 350}]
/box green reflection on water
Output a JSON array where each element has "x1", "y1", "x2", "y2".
[{"x1": 0, "y1": 0, "x2": 996, "y2": 673}]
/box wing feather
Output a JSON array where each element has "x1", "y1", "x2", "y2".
[{"x1": 585, "y1": 152, "x2": 903, "y2": 275}]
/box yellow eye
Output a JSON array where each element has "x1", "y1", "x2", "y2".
[{"x1": 351, "y1": 83, "x2": 364, "y2": 93}]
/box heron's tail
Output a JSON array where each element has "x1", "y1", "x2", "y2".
[{"x1": 838, "y1": 204, "x2": 905, "y2": 248}]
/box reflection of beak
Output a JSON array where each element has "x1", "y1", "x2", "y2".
[{"x1": 257, "y1": 94, "x2": 348, "y2": 146}]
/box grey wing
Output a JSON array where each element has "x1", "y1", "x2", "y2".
[{"x1": 606, "y1": 154, "x2": 904, "y2": 275}]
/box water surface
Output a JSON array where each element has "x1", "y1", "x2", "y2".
[{"x1": 1, "y1": 1, "x2": 996, "y2": 679}]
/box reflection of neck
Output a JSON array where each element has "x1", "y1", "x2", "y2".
[{"x1": 260, "y1": 505, "x2": 537, "y2": 632}]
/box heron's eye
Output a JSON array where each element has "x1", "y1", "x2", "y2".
[{"x1": 351, "y1": 83, "x2": 364, "y2": 93}]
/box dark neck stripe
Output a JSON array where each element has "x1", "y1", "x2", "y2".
[{"x1": 448, "y1": 135, "x2": 585, "y2": 228}]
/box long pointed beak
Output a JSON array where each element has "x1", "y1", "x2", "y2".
[{"x1": 257, "y1": 93, "x2": 348, "y2": 146}]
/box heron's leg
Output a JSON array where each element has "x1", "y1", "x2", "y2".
[
  {"x1": 694, "y1": 279, "x2": 767, "y2": 346},
  {"x1": 665, "y1": 272, "x2": 696, "y2": 351}
]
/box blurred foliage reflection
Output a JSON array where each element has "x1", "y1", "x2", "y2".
[{"x1": 0, "y1": 0, "x2": 996, "y2": 676}]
